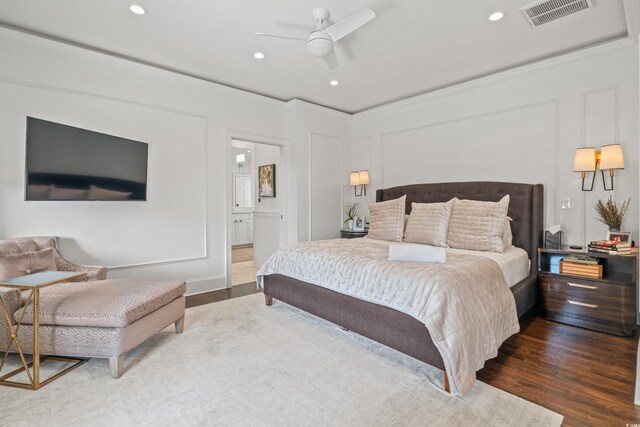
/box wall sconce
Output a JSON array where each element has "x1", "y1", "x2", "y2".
[
  {"x1": 573, "y1": 144, "x2": 624, "y2": 191},
  {"x1": 573, "y1": 147, "x2": 597, "y2": 191},
  {"x1": 350, "y1": 170, "x2": 370, "y2": 197},
  {"x1": 599, "y1": 144, "x2": 624, "y2": 191}
]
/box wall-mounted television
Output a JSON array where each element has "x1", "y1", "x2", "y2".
[{"x1": 25, "y1": 117, "x2": 148, "y2": 201}]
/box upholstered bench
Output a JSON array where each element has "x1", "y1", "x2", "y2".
[
  {"x1": 8, "y1": 279, "x2": 186, "y2": 378},
  {"x1": 0, "y1": 237, "x2": 186, "y2": 379}
]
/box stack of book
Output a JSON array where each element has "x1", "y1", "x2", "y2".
[
  {"x1": 559, "y1": 255, "x2": 603, "y2": 278},
  {"x1": 588, "y1": 240, "x2": 632, "y2": 255}
]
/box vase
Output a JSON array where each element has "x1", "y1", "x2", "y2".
[
  {"x1": 347, "y1": 219, "x2": 354, "y2": 230},
  {"x1": 609, "y1": 228, "x2": 620, "y2": 232}
]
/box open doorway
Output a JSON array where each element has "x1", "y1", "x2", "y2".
[{"x1": 229, "y1": 139, "x2": 282, "y2": 286}]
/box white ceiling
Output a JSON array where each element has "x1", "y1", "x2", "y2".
[{"x1": 0, "y1": 0, "x2": 630, "y2": 113}]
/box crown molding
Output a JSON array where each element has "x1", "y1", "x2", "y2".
[
  {"x1": 354, "y1": 36, "x2": 636, "y2": 119},
  {"x1": 289, "y1": 99, "x2": 352, "y2": 119},
  {"x1": 0, "y1": 25, "x2": 287, "y2": 114}
]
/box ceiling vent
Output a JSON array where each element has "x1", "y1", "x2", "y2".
[{"x1": 520, "y1": 0, "x2": 596, "y2": 28}]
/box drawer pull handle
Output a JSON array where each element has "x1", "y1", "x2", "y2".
[
  {"x1": 567, "y1": 300, "x2": 598, "y2": 309},
  {"x1": 567, "y1": 282, "x2": 598, "y2": 290}
]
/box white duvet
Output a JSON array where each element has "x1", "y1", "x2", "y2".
[{"x1": 257, "y1": 238, "x2": 520, "y2": 396}]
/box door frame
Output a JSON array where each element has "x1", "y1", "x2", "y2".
[{"x1": 226, "y1": 130, "x2": 289, "y2": 289}]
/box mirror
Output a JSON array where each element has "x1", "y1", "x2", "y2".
[{"x1": 233, "y1": 173, "x2": 253, "y2": 211}]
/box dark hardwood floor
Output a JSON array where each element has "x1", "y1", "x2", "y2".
[
  {"x1": 187, "y1": 288, "x2": 638, "y2": 426},
  {"x1": 185, "y1": 282, "x2": 258, "y2": 308},
  {"x1": 477, "y1": 312, "x2": 639, "y2": 426}
]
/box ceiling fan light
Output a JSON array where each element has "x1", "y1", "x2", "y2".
[{"x1": 307, "y1": 37, "x2": 333, "y2": 57}]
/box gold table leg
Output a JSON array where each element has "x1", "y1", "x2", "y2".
[
  {"x1": 0, "y1": 289, "x2": 36, "y2": 389},
  {"x1": 0, "y1": 288, "x2": 86, "y2": 390},
  {"x1": 33, "y1": 288, "x2": 39, "y2": 389}
]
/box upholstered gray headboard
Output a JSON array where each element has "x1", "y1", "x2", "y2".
[{"x1": 376, "y1": 181, "x2": 544, "y2": 270}]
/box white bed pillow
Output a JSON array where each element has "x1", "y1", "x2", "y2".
[
  {"x1": 368, "y1": 195, "x2": 406, "y2": 242},
  {"x1": 403, "y1": 199, "x2": 454, "y2": 247},
  {"x1": 447, "y1": 195, "x2": 510, "y2": 252}
]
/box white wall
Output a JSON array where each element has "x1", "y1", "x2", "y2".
[
  {"x1": 287, "y1": 100, "x2": 352, "y2": 243},
  {"x1": 0, "y1": 28, "x2": 354, "y2": 294},
  {"x1": 0, "y1": 28, "x2": 291, "y2": 294},
  {"x1": 352, "y1": 39, "x2": 639, "y2": 247}
]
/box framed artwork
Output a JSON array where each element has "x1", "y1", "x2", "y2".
[
  {"x1": 606, "y1": 230, "x2": 631, "y2": 244},
  {"x1": 353, "y1": 216, "x2": 365, "y2": 231},
  {"x1": 258, "y1": 164, "x2": 276, "y2": 197}
]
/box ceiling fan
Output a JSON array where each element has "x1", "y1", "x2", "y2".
[{"x1": 255, "y1": 7, "x2": 376, "y2": 70}]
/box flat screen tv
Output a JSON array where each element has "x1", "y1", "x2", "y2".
[{"x1": 25, "y1": 117, "x2": 148, "y2": 201}]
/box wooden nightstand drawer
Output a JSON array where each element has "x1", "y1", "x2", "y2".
[
  {"x1": 542, "y1": 291, "x2": 635, "y2": 324},
  {"x1": 539, "y1": 275, "x2": 632, "y2": 306}
]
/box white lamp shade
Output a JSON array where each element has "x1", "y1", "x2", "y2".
[
  {"x1": 350, "y1": 172, "x2": 360, "y2": 186},
  {"x1": 573, "y1": 147, "x2": 596, "y2": 172},
  {"x1": 236, "y1": 154, "x2": 246, "y2": 164},
  {"x1": 599, "y1": 144, "x2": 624, "y2": 170},
  {"x1": 358, "y1": 170, "x2": 370, "y2": 185}
]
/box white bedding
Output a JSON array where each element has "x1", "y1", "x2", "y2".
[
  {"x1": 257, "y1": 238, "x2": 520, "y2": 396},
  {"x1": 449, "y1": 246, "x2": 530, "y2": 288},
  {"x1": 363, "y1": 237, "x2": 530, "y2": 287}
]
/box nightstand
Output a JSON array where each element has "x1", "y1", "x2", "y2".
[
  {"x1": 340, "y1": 229, "x2": 367, "y2": 239},
  {"x1": 538, "y1": 247, "x2": 637, "y2": 336}
]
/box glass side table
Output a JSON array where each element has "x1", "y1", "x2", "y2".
[{"x1": 0, "y1": 270, "x2": 86, "y2": 390}]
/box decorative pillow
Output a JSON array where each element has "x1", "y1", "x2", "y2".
[
  {"x1": 503, "y1": 217, "x2": 513, "y2": 248},
  {"x1": 447, "y1": 195, "x2": 510, "y2": 252},
  {"x1": 0, "y1": 248, "x2": 57, "y2": 281},
  {"x1": 88, "y1": 185, "x2": 132, "y2": 201},
  {"x1": 367, "y1": 195, "x2": 407, "y2": 242},
  {"x1": 403, "y1": 199, "x2": 455, "y2": 247}
]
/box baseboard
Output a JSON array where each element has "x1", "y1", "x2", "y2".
[
  {"x1": 185, "y1": 275, "x2": 226, "y2": 296},
  {"x1": 232, "y1": 244, "x2": 253, "y2": 249}
]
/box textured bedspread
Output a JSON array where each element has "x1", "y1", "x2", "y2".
[{"x1": 257, "y1": 238, "x2": 519, "y2": 396}]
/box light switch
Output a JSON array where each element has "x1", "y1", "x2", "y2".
[{"x1": 561, "y1": 196, "x2": 571, "y2": 210}]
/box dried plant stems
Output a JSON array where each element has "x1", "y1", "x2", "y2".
[{"x1": 594, "y1": 196, "x2": 631, "y2": 230}]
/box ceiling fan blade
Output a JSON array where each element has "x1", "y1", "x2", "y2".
[
  {"x1": 323, "y1": 8, "x2": 375, "y2": 42},
  {"x1": 255, "y1": 32, "x2": 306, "y2": 41},
  {"x1": 322, "y1": 50, "x2": 339, "y2": 70}
]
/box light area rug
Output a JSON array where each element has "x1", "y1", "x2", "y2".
[{"x1": 0, "y1": 294, "x2": 563, "y2": 427}]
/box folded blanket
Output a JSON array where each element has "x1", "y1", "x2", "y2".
[{"x1": 388, "y1": 244, "x2": 446, "y2": 263}]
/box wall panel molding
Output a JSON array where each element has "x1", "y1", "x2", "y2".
[{"x1": 309, "y1": 132, "x2": 344, "y2": 240}]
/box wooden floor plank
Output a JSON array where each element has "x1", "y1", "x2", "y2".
[{"x1": 477, "y1": 314, "x2": 639, "y2": 426}]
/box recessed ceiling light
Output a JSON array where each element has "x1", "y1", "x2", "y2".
[
  {"x1": 130, "y1": 5, "x2": 145, "y2": 15},
  {"x1": 254, "y1": 52, "x2": 265, "y2": 60},
  {"x1": 330, "y1": 80, "x2": 339, "y2": 86},
  {"x1": 489, "y1": 11, "x2": 504, "y2": 21}
]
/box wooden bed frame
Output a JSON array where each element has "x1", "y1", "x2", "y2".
[{"x1": 263, "y1": 181, "x2": 544, "y2": 392}]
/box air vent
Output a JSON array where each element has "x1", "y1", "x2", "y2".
[{"x1": 520, "y1": 0, "x2": 596, "y2": 28}]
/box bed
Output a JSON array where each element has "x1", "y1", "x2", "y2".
[{"x1": 260, "y1": 181, "x2": 543, "y2": 395}]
